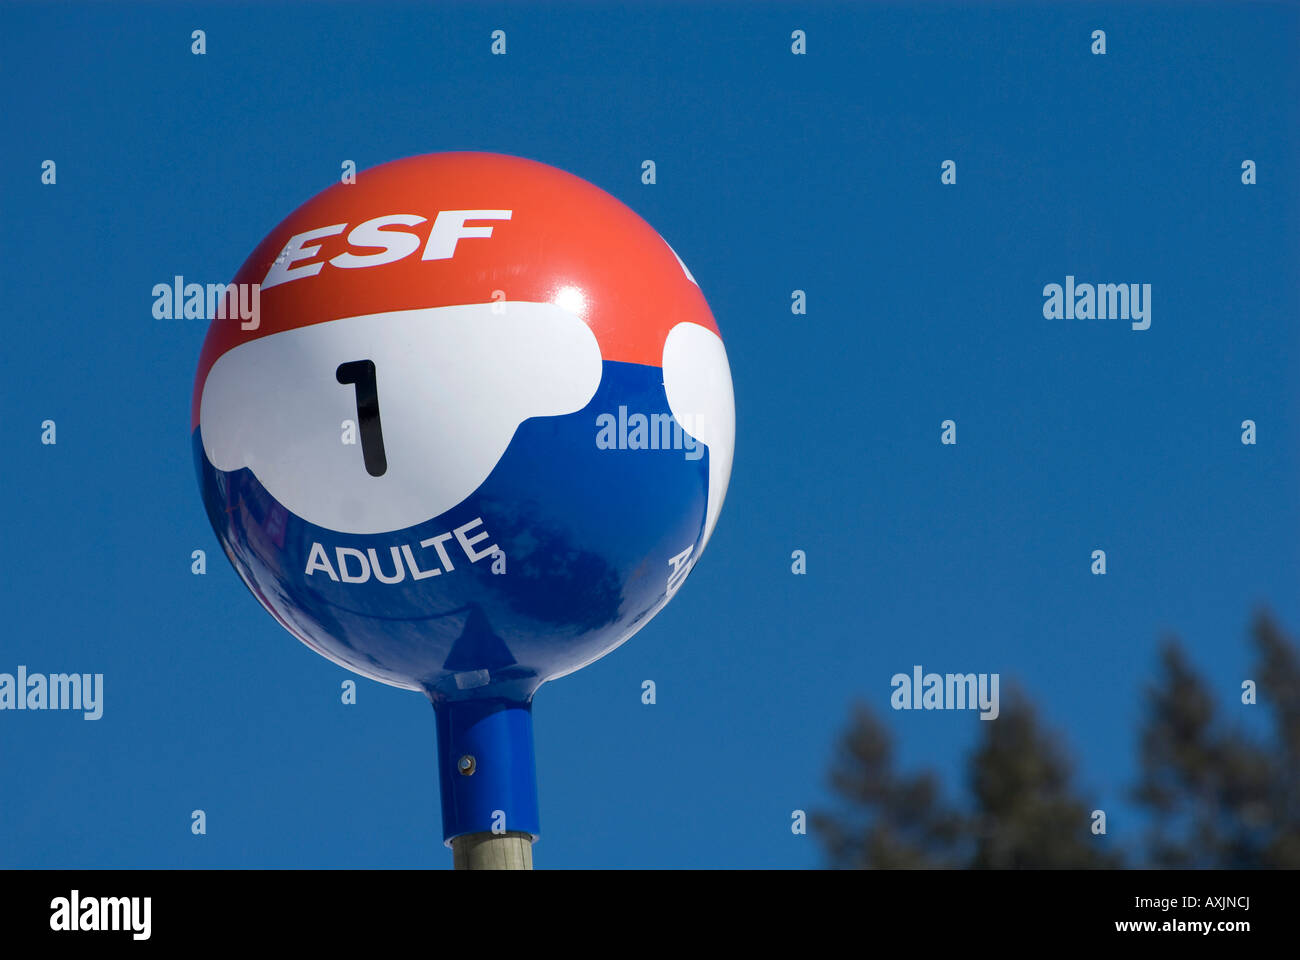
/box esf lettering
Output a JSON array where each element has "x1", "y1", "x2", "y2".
[
  {"x1": 306, "y1": 517, "x2": 498, "y2": 584},
  {"x1": 263, "y1": 210, "x2": 512, "y2": 291}
]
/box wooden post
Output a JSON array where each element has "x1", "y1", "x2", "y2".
[{"x1": 452, "y1": 831, "x2": 534, "y2": 870}]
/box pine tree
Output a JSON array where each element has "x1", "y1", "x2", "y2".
[
  {"x1": 967, "y1": 688, "x2": 1121, "y2": 867},
  {"x1": 1252, "y1": 611, "x2": 1300, "y2": 864},
  {"x1": 815, "y1": 612, "x2": 1300, "y2": 868},
  {"x1": 814, "y1": 691, "x2": 1118, "y2": 868},
  {"x1": 811, "y1": 702, "x2": 966, "y2": 868},
  {"x1": 1135, "y1": 611, "x2": 1300, "y2": 867}
]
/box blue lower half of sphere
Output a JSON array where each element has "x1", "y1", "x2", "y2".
[{"x1": 195, "y1": 359, "x2": 710, "y2": 703}]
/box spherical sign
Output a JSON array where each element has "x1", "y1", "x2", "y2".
[{"x1": 192, "y1": 152, "x2": 735, "y2": 714}]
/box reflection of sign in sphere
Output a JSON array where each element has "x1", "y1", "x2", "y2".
[{"x1": 193, "y1": 152, "x2": 735, "y2": 704}]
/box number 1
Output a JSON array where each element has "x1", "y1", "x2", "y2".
[{"x1": 337, "y1": 359, "x2": 388, "y2": 477}]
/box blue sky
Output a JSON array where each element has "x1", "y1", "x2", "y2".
[{"x1": 1, "y1": 1, "x2": 1297, "y2": 868}]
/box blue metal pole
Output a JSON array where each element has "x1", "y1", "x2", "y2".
[{"x1": 433, "y1": 698, "x2": 540, "y2": 851}]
